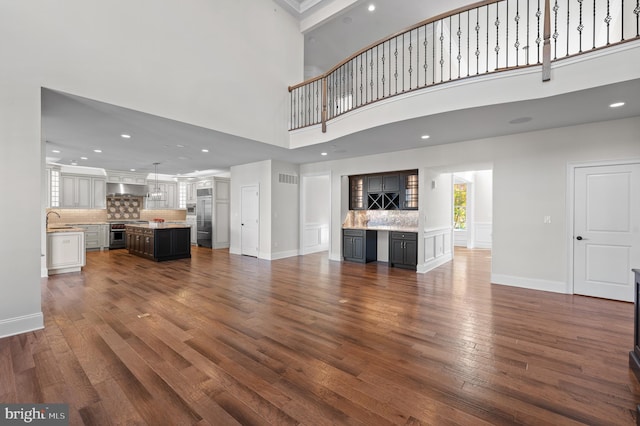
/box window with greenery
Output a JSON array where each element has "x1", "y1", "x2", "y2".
[{"x1": 454, "y1": 183, "x2": 467, "y2": 229}]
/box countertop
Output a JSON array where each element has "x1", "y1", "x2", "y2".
[
  {"x1": 46, "y1": 226, "x2": 86, "y2": 233},
  {"x1": 125, "y1": 223, "x2": 191, "y2": 229},
  {"x1": 343, "y1": 225, "x2": 419, "y2": 232}
]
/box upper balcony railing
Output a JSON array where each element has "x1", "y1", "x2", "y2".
[{"x1": 289, "y1": 0, "x2": 640, "y2": 132}]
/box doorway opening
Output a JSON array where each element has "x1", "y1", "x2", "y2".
[
  {"x1": 452, "y1": 170, "x2": 493, "y2": 250},
  {"x1": 300, "y1": 173, "x2": 331, "y2": 255}
]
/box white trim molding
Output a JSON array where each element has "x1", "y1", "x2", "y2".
[
  {"x1": 491, "y1": 273, "x2": 569, "y2": 294},
  {"x1": 418, "y1": 226, "x2": 453, "y2": 274},
  {"x1": 0, "y1": 313, "x2": 44, "y2": 339}
]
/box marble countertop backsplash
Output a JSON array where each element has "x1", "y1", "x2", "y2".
[{"x1": 342, "y1": 210, "x2": 419, "y2": 232}]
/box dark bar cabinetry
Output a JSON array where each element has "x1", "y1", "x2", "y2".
[
  {"x1": 343, "y1": 229, "x2": 377, "y2": 263},
  {"x1": 389, "y1": 232, "x2": 418, "y2": 270}
]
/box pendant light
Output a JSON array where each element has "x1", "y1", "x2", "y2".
[{"x1": 148, "y1": 162, "x2": 165, "y2": 201}]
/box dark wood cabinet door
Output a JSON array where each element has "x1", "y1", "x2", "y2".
[
  {"x1": 154, "y1": 230, "x2": 172, "y2": 258},
  {"x1": 382, "y1": 175, "x2": 400, "y2": 192},
  {"x1": 389, "y1": 238, "x2": 405, "y2": 265},
  {"x1": 404, "y1": 240, "x2": 418, "y2": 266},
  {"x1": 172, "y1": 228, "x2": 191, "y2": 257},
  {"x1": 367, "y1": 176, "x2": 382, "y2": 193},
  {"x1": 349, "y1": 176, "x2": 366, "y2": 210}
]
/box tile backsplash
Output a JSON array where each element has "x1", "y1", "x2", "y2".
[
  {"x1": 46, "y1": 206, "x2": 186, "y2": 224},
  {"x1": 106, "y1": 196, "x2": 142, "y2": 220},
  {"x1": 343, "y1": 210, "x2": 419, "y2": 229}
]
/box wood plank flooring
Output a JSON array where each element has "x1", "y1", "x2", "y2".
[{"x1": 1, "y1": 247, "x2": 640, "y2": 425}]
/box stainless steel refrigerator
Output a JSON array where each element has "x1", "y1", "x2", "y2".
[{"x1": 196, "y1": 188, "x2": 213, "y2": 247}]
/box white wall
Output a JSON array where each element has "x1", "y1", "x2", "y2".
[
  {"x1": 271, "y1": 160, "x2": 300, "y2": 259},
  {"x1": 0, "y1": 0, "x2": 302, "y2": 338},
  {"x1": 300, "y1": 117, "x2": 640, "y2": 292},
  {"x1": 301, "y1": 174, "x2": 330, "y2": 254},
  {"x1": 473, "y1": 170, "x2": 493, "y2": 248}
]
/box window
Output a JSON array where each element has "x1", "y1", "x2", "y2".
[
  {"x1": 178, "y1": 181, "x2": 187, "y2": 208},
  {"x1": 50, "y1": 169, "x2": 60, "y2": 207},
  {"x1": 454, "y1": 183, "x2": 467, "y2": 229}
]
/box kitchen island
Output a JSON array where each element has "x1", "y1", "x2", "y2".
[{"x1": 125, "y1": 223, "x2": 191, "y2": 261}]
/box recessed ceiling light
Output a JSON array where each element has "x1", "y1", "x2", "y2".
[
  {"x1": 52, "y1": 149, "x2": 60, "y2": 153},
  {"x1": 421, "y1": 134, "x2": 430, "y2": 139},
  {"x1": 176, "y1": 144, "x2": 185, "y2": 148},
  {"x1": 71, "y1": 161, "x2": 77, "y2": 166},
  {"x1": 321, "y1": 152, "x2": 328, "y2": 156},
  {"x1": 121, "y1": 134, "x2": 131, "y2": 139},
  {"x1": 130, "y1": 168, "x2": 136, "y2": 172},
  {"x1": 80, "y1": 157, "x2": 88, "y2": 160},
  {"x1": 609, "y1": 101, "x2": 625, "y2": 108},
  {"x1": 93, "y1": 149, "x2": 102, "y2": 153},
  {"x1": 202, "y1": 149, "x2": 209, "y2": 153},
  {"x1": 368, "y1": 4, "x2": 376, "y2": 12}
]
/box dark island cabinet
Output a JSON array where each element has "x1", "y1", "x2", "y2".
[
  {"x1": 389, "y1": 232, "x2": 418, "y2": 270},
  {"x1": 126, "y1": 226, "x2": 191, "y2": 261},
  {"x1": 343, "y1": 229, "x2": 377, "y2": 263}
]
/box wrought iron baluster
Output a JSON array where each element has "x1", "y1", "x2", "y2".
[
  {"x1": 402, "y1": 33, "x2": 406, "y2": 91},
  {"x1": 577, "y1": 0, "x2": 583, "y2": 53},
  {"x1": 423, "y1": 25, "x2": 428, "y2": 86},
  {"x1": 536, "y1": 0, "x2": 542, "y2": 63},
  {"x1": 515, "y1": 0, "x2": 521, "y2": 67},
  {"x1": 394, "y1": 37, "x2": 399, "y2": 93},
  {"x1": 381, "y1": 42, "x2": 386, "y2": 97},
  {"x1": 605, "y1": 0, "x2": 612, "y2": 45},
  {"x1": 369, "y1": 49, "x2": 374, "y2": 100},
  {"x1": 433, "y1": 23, "x2": 436, "y2": 84},
  {"x1": 416, "y1": 28, "x2": 420, "y2": 87},
  {"x1": 486, "y1": 6, "x2": 490, "y2": 72},
  {"x1": 359, "y1": 55, "x2": 363, "y2": 106},
  {"x1": 495, "y1": 2, "x2": 501, "y2": 70},
  {"x1": 636, "y1": 0, "x2": 640, "y2": 37},
  {"x1": 476, "y1": 8, "x2": 481, "y2": 74},
  {"x1": 315, "y1": 81, "x2": 320, "y2": 123},
  {"x1": 440, "y1": 20, "x2": 445, "y2": 82},
  {"x1": 365, "y1": 50, "x2": 368, "y2": 103},
  {"x1": 376, "y1": 45, "x2": 379, "y2": 99},
  {"x1": 506, "y1": 0, "x2": 510, "y2": 67},
  {"x1": 622, "y1": 0, "x2": 625, "y2": 41},
  {"x1": 457, "y1": 15, "x2": 462, "y2": 78},
  {"x1": 409, "y1": 31, "x2": 413, "y2": 89}
]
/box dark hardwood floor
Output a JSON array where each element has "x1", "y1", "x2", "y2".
[{"x1": 1, "y1": 247, "x2": 639, "y2": 425}]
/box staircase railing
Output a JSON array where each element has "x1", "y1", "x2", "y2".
[{"x1": 289, "y1": 0, "x2": 640, "y2": 132}]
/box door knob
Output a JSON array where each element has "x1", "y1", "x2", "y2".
[{"x1": 576, "y1": 236, "x2": 583, "y2": 240}]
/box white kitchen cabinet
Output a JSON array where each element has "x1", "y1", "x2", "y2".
[
  {"x1": 61, "y1": 175, "x2": 91, "y2": 208},
  {"x1": 186, "y1": 181, "x2": 197, "y2": 203},
  {"x1": 47, "y1": 231, "x2": 86, "y2": 275},
  {"x1": 61, "y1": 174, "x2": 105, "y2": 209},
  {"x1": 71, "y1": 224, "x2": 108, "y2": 250},
  {"x1": 186, "y1": 216, "x2": 197, "y2": 245},
  {"x1": 106, "y1": 170, "x2": 147, "y2": 184}
]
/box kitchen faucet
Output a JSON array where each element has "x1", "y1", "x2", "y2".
[{"x1": 46, "y1": 211, "x2": 60, "y2": 228}]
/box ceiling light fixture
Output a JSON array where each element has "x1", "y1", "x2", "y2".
[
  {"x1": 148, "y1": 162, "x2": 165, "y2": 201},
  {"x1": 130, "y1": 168, "x2": 136, "y2": 172},
  {"x1": 176, "y1": 144, "x2": 185, "y2": 148},
  {"x1": 71, "y1": 161, "x2": 77, "y2": 166},
  {"x1": 368, "y1": 4, "x2": 376, "y2": 12},
  {"x1": 80, "y1": 157, "x2": 88, "y2": 160},
  {"x1": 121, "y1": 134, "x2": 131, "y2": 139},
  {"x1": 421, "y1": 134, "x2": 430, "y2": 139},
  {"x1": 202, "y1": 149, "x2": 209, "y2": 153},
  {"x1": 321, "y1": 152, "x2": 328, "y2": 156},
  {"x1": 93, "y1": 149, "x2": 102, "y2": 153},
  {"x1": 52, "y1": 149, "x2": 60, "y2": 153},
  {"x1": 609, "y1": 101, "x2": 625, "y2": 108}
]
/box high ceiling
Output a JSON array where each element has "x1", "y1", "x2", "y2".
[{"x1": 42, "y1": 1, "x2": 640, "y2": 177}]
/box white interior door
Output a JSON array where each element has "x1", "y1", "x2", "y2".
[
  {"x1": 574, "y1": 163, "x2": 640, "y2": 301},
  {"x1": 241, "y1": 185, "x2": 259, "y2": 257}
]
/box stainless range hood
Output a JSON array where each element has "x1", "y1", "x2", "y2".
[{"x1": 106, "y1": 183, "x2": 149, "y2": 197}]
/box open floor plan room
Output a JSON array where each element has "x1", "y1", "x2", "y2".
[{"x1": 1, "y1": 248, "x2": 639, "y2": 425}]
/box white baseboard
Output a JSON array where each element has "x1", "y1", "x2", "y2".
[
  {"x1": 491, "y1": 273, "x2": 568, "y2": 294},
  {"x1": 0, "y1": 312, "x2": 44, "y2": 339},
  {"x1": 417, "y1": 252, "x2": 453, "y2": 274},
  {"x1": 269, "y1": 249, "x2": 299, "y2": 260}
]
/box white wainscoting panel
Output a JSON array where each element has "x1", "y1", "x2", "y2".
[
  {"x1": 302, "y1": 223, "x2": 329, "y2": 255},
  {"x1": 418, "y1": 227, "x2": 453, "y2": 274},
  {"x1": 454, "y1": 229, "x2": 467, "y2": 247},
  {"x1": 474, "y1": 222, "x2": 492, "y2": 248}
]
